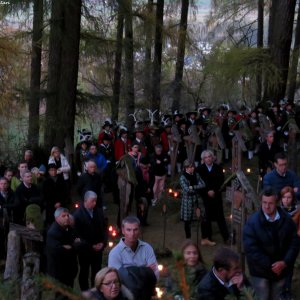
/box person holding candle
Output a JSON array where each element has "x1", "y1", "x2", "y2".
[{"x1": 179, "y1": 160, "x2": 206, "y2": 240}]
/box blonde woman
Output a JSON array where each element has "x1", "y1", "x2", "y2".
[
  {"x1": 82, "y1": 267, "x2": 134, "y2": 300},
  {"x1": 48, "y1": 146, "x2": 71, "y2": 181}
]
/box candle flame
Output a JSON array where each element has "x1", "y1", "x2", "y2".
[
  {"x1": 158, "y1": 264, "x2": 163, "y2": 271},
  {"x1": 112, "y1": 231, "x2": 117, "y2": 237},
  {"x1": 168, "y1": 188, "x2": 173, "y2": 193},
  {"x1": 246, "y1": 168, "x2": 251, "y2": 173},
  {"x1": 174, "y1": 192, "x2": 178, "y2": 198},
  {"x1": 155, "y1": 287, "x2": 163, "y2": 298},
  {"x1": 109, "y1": 242, "x2": 114, "y2": 247},
  {"x1": 75, "y1": 203, "x2": 79, "y2": 208},
  {"x1": 108, "y1": 226, "x2": 113, "y2": 232}
]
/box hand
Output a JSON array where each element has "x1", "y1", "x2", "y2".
[
  {"x1": 271, "y1": 261, "x2": 286, "y2": 275},
  {"x1": 208, "y1": 190, "x2": 215, "y2": 198},
  {"x1": 156, "y1": 160, "x2": 161, "y2": 164},
  {"x1": 63, "y1": 245, "x2": 72, "y2": 250},
  {"x1": 294, "y1": 187, "x2": 299, "y2": 193},
  {"x1": 93, "y1": 243, "x2": 104, "y2": 251},
  {"x1": 231, "y1": 273, "x2": 244, "y2": 289},
  {"x1": 148, "y1": 263, "x2": 157, "y2": 271}
]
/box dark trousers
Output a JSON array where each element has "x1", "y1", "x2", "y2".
[
  {"x1": 78, "y1": 249, "x2": 103, "y2": 291},
  {"x1": 184, "y1": 221, "x2": 192, "y2": 239},
  {"x1": 201, "y1": 215, "x2": 229, "y2": 242}
]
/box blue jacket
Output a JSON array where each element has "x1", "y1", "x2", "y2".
[
  {"x1": 243, "y1": 207, "x2": 300, "y2": 280},
  {"x1": 263, "y1": 169, "x2": 300, "y2": 199}
]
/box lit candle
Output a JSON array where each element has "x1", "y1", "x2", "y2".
[
  {"x1": 108, "y1": 226, "x2": 113, "y2": 232},
  {"x1": 223, "y1": 168, "x2": 226, "y2": 173},
  {"x1": 112, "y1": 231, "x2": 117, "y2": 237},
  {"x1": 168, "y1": 188, "x2": 173, "y2": 193},
  {"x1": 158, "y1": 264, "x2": 163, "y2": 271},
  {"x1": 174, "y1": 192, "x2": 178, "y2": 198},
  {"x1": 246, "y1": 168, "x2": 251, "y2": 173},
  {"x1": 155, "y1": 287, "x2": 163, "y2": 298},
  {"x1": 229, "y1": 214, "x2": 232, "y2": 220},
  {"x1": 109, "y1": 242, "x2": 114, "y2": 248},
  {"x1": 74, "y1": 203, "x2": 79, "y2": 208}
]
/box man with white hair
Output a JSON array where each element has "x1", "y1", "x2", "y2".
[{"x1": 73, "y1": 191, "x2": 107, "y2": 291}]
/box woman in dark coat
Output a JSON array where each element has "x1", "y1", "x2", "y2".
[{"x1": 179, "y1": 160, "x2": 205, "y2": 239}]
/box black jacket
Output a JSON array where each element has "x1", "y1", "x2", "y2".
[
  {"x1": 243, "y1": 207, "x2": 300, "y2": 280},
  {"x1": 77, "y1": 172, "x2": 102, "y2": 205},
  {"x1": 197, "y1": 270, "x2": 244, "y2": 300},
  {"x1": 73, "y1": 205, "x2": 107, "y2": 252},
  {"x1": 46, "y1": 222, "x2": 78, "y2": 286}
]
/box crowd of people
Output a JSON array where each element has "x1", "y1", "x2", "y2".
[{"x1": 0, "y1": 101, "x2": 300, "y2": 299}]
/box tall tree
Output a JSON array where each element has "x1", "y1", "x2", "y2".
[
  {"x1": 44, "y1": 0, "x2": 64, "y2": 150},
  {"x1": 287, "y1": 2, "x2": 300, "y2": 102},
  {"x1": 112, "y1": 1, "x2": 124, "y2": 122},
  {"x1": 45, "y1": 0, "x2": 81, "y2": 151},
  {"x1": 265, "y1": 0, "x2": 296, "y2": 102},
  {"x1": 255, "y1": 0, "x2": 263, "y2": 103},
  {"x1": 123, "y1": 0, "x2": 135, "y2": 127},
  {"x1": 144, "y1": 0, "x2": 154, "y2": 102},
  {"x1": 152, "y1": 0, "x2": 164, "y2": 110},
  {"x1": 172, "y1": 0, "x2": 189, "y2": 111},
  {"x1": 28, "y1": 0, "x2": 43, "y2": 148}
]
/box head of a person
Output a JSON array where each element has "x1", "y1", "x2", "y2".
[
  {"x1": 213, "y1": 247, "x2": 241, "y2": 283},
  {"x1": 131, "y1": 143, "x2": 140, "y2": 154},
  {"x1": 18, "y1": 161, "x2": 28, "y2": 173},
  {"x1": 4, "y1": 168, "x2": 13, "y2": 182},
  {"x1": 135, "y1": 130, "x2": 144, "y2": 140},
  {"x1": 183, "y1": 160, "x2": 195, "y2": 174},
  {"x1": 47, "y1": 164, "x2": 58, "y2": 177},
  {"x1": 95, "y1": 267, "x2": 121, "y2": 300},
  {"x1": 84, "y1": 191, "x2": 97, "y2": 210},
  {"x1": 274, "y1": 152, "x2": 288, "y2": 176},
  {"x1": 86, "y1": 160, "x2": 97, "y2": 174},
  {"x1": 181, "y1": 239, "x2": 203, "y2": 267},
  {"x1": 201, "y1": 150, "x2": 215, "y2": 166},
  {"x1": 154, "y1": 144, "x2": 163, "y2": 155},
  {"x1": 24, "y1": 150, "x2": 33, "y2": 161},
  {"x1": 23, "y1": 171, "x2": 33, "y2": 185},
  {"x1": 89, "y1": 144, "x2": 98, "y2": 155},
  {"x1": 265, "y1": 130, "x2": 274, "y2": 144},
  {"x1": 0, "y1": 177, "x2": 9, "y2": 192},
  {"x1": 121, "y1": 216, "x2": 140, "y2": 247},
  {"x1": 80, "y1": 141, "x2": 88, "y2": 150},
  {"x1": 54, "y1": 207, "x2": 70, "y2": 228},
  {"x1": 51, "y1": 146, "x2": 61, "y2": 159},
  {"x1": 260, "y1": 187, "x2": 278, "y2": 218},
  {"x1": 280, "y1": 186, "x2": 295, "y2": 208}
]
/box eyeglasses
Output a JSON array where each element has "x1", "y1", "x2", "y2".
[{"x1": 101, "y1": 280, "x2": 120, "y2": 287}]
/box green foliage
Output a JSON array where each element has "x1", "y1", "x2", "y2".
[{"x1": 0, "y1": 279, "x2": 20, "y2": 300}]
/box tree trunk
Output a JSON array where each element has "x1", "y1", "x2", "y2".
[
  {"x1": 112, "y1": 2, "x2": 124, "y2": 122},
  {"x1": 287, "y1": 3, "x2": 300, "y2": 102},
  {"x1": 28, "y1": 0, "x2": 43, "y2": 148},
  {"x1": 45, "y1": 0, "x2": 81, "y2": 151},
  {"x1": 172, "y1": 0, "x2": 189, "y2": 112},
  {"x1": 44, "y1": 0, "x2": 64, "y2": 150},
  {"x1": 123, "y1": 0, "x2": 135, "y2": 127},
  {"x1": 57, "y1": 0, "x2": 81, "y2": 151},
  {"x1": 256, "y1": 0, "x2": 263, "y2": 103},
  {"x1": 144, "y1": 0, "x2": 154, "y2": 102},
  {"x1": 152, "y1": 0, "x2": 164, "y2": 110},
  {"x1": 265, "y1": 0, "x2": 296, "y2": 103}
]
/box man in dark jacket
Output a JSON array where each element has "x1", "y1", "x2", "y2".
[
  {"x1": 197, "y1": 247, "x2": 248, "y2": 299},
  {"x1": 197, "y1": 150, "x2": 229, "y2": 246},
  {"x1": 77, "y1": 160, "x2": 103, "y2": 207},
  {"x1": 243, "y1": 187, "x2": 300, "y2": 300},
  {"x1": 263, "y1": 152, "x2": 300, "y2": 200},
  {"x1": 46, "y1": 207, "x2": 78, "y2": 289},
  {"x1": 42, "y1": 164, "x2": 68, "y2": 227},
  {"x1": 73, "y1": 190, "x2": 107, "y2": 291}
]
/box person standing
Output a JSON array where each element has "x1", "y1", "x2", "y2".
[
  {"x1": 46, "y1": 208, "x2": 78, "y2": 289},
  {"x1": 179, "y1": 160, "x2": 205, "y2": 240},
  {"x1": 73, "y1": 191, "x2": 107, "y2": 291},
  {"x1": 197, "y1": 150, "x2": 229, "y2": 245},
  {"x1": 243, "y1": 187, "x2": 300, "y2": 300}
]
